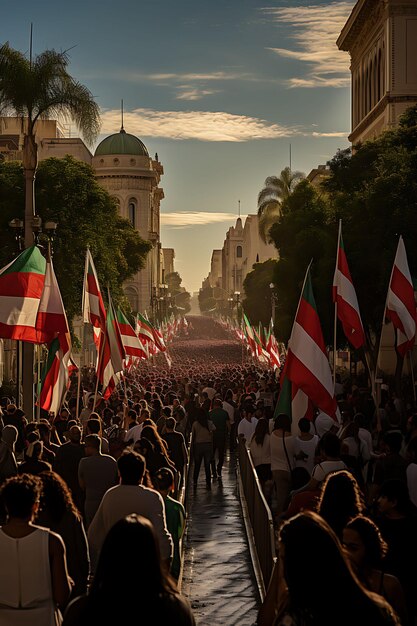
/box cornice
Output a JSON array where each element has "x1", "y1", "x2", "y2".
[{"x1": 349, "y1": 93, "x2": 417, "y2": 142}]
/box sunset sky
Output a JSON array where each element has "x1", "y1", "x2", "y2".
[{"x1": 3, "y1": 0, "x2": 355, "y2": 292}]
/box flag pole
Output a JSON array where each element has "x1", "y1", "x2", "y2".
[
  {"x1": 333, "y1": 221, "x2": 342, "y2": 389},
  {"x1": 76, "y1": 249, "x2": 89, "y2": 420},
  {"x1": 375, "y1": 242, "x2": 396, "y2": 407},
  {"x1": 36, "y1": 345, "x2": 41, "y2": 421}
]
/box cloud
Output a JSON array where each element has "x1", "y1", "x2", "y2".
[
  {"x1": 264, "y1": 2, "x2": 354, "y2": 88},
  {"x1": 145, "y1": 71, "x2": 247, "y2": 82},
  {"x1": 311, "y1": 131, "x2": 349, "y2": 138},
  {"x1": 175, "y1": 86, "x2": 219, "y2": 101},
  {"x1": 161, "y1": 212, "x2": 247, "y2": 228},
  {"x1": 100, "y1": 108, "x2": 296, "y2": 142}
]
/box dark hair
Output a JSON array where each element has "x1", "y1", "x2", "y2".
[
  {"x1": 382, "y1": 431, "x2": 403, "y2": 455},
  {"x1": 153, "y1": 467, "x2": 175, "y2": 491},
  {"x1": 321, "y1": 432, "x2": 341, "y2": 458},
  {"x1": 84, "y1": 434, "x2": 101, "y2": 451},
  {"x1": 141, "y1": 425, "x2": 170, "y2": 457},
  {"x1": 317, "y1": 470, "x2": 364, "y2": 538},
  {"x1": 0, "y1": 474, "x2": 41, "y2": 519},
  {"x1": 87, "y1": 418, "x2": 101, "y2": 435},
  {"x1": 78, "y1": 514, "x2": 177, "y2": 625},
  {"x1": 345, "y1": 515, "x2": 388, "y2": 568},
  {"x1": 278, "y1": 511, "x2": 399, "y2": 626},
  {"x1": 291, "y1": 467, "x2": 311, "y2": 491},
  {"x1": 165, "y1": 417, "x2": 176, "y2": 430},
  {"x1": 253, "y1": 418, "x2": 270, "y2": 446},
  {"x1": 117, "y1": 450, "x2": 145, "y2": 485},
  {"x1": 298, "y1": 417, "x2": 311, "y2": 433},
  {"x1": 274, "y1": 413, "x2": 291, "y2": 433},
  {"x1": 194, "y1": 407, "x2": 211, "y2": 431},
  {"x1": 38, "y1": 471, "x2": 81, "y2": 523},
  {"x1": 379, "y1": 479, "x2": 412, "y2": 515}
]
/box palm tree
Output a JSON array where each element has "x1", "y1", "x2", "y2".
[
  {"x1": 0, "y1": 42, "x2": 101, "y2": 419},
  {"x1": 0, "y1": 42, "x2": 101, "y2": 245},
  {"x1": 257, "y1": 166, "x2": 304, "y2": 242}
]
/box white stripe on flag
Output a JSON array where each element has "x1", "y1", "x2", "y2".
[
  {"x1": 388, "y1": 288, "x2": 416, "y2": 341},
  {"x1": 290, "y1": 321, "x2": 334, "y2": 398},
  {"x1": 0, "y1": 296, "x2": 40, "y2": 326},
  {"x1": 334, "y1": 269, "x2": 361, "y2": 312}
]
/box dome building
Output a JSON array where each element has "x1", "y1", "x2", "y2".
[{"x1": 92, "y1": 126, "x2": 164, "y2": 312}]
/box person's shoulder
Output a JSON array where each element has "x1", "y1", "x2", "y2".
[
  {"x1": 160, "y1": 592, "x2": 196, "y2": 625},
  {"x1": 63, "y1": 594, "x2": 88, "y2": 626}
]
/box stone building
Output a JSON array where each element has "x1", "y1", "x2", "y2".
[
  {"x1": 337, "y1": 0, "x2": 417, "y2": 144},
  {"x1": 222, "y1": 218, "x2": 244, "y2": 296},
  {"x1": 93, "y1": 127, "x2": 164, "y2": 312},
  {"x1": 208, "y1": 250, "x2": 222, "y2": 288},
  {"x1": 241, "y1": 215, "x2": 278, "y2": 285}
]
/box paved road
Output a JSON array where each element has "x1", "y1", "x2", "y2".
[{"x1": 181, "y1": 450, "x2": 260, "y2": 626}]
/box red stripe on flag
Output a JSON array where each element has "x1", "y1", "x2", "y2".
[
  {"x1": 296, "y1": 298, "x2": 327, "y2": 355},
  {"x1": 389, "y1": 266, "x2": 416, "y2": 321},
  {"x1": 333, "y1": 295, "x2": 365, "y2": 349},
  {"x1": 0, "y1": 272, "x2": 45, "y2": 299},
  {"x1": 286, "y1": 350, "x2": 338, "y2": 418}
]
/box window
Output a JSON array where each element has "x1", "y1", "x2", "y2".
[
  {"x1": 128, "y1": 201, "x2": 136, "y2": 228},
  {"x1": 236, "y1": 245, "x2": 242, "y2": 258}
]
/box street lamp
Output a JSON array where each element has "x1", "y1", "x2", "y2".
[
  {"x1": 9, "y1": 218, "x2": 24, "y2": 254},
  {"x1": 270, "y1": 283, "x2": 278, "y2": 324},
  {"x1": 234, "y1": 291, "x2": 241, "y2": 324}
]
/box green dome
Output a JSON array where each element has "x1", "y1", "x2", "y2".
[{"x1": 95, "y1": 129, "x2": 149, "y2": 157}]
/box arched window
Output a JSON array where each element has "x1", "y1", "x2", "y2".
[
  {"x1": 128, "y1": 198, "x2": 136, "y2": 228},
  {"x1": 236, "y1": 245, "x2": 242, "y2": 258}
]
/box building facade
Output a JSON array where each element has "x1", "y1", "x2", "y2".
[
  {"x1": 208, "y1": 250, "x2": 222, "y2": 288},
  {"x1": 162, "y1": 248, "x2": 175, "y2": 279},
  {"x1": 337, "y1": 0, "x2": 417, "y2": 144},
  {"x1": 241, "y1": 215, "x2": 278, "y2": 285},
  {"x1": 222, "y1": 218, "x2": 244, "y2": 296}
]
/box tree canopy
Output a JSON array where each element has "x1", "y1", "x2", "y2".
[
  {"x1": 0, "y1": 156, "x2": 152, "y2": 322},
  {"x1": 242, "y1": 259, "x2": 279, "y2": 328}
]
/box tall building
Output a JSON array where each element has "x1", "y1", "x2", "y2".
[
  {"x1": 241, "y1": 215, "x2": 278, "y2": 284},
  {"x1": 222, "y1": 218, "x2": 244, "y2": 295},
  {"x1": 208, "y1": 250, "x2": 222, "y2": 288},
  {"x1": 337, "y1": 0, "x2": 417, "y2": 144},
  {"x1": 162, "y1": 248, "x2": 175, "y2": 279}
]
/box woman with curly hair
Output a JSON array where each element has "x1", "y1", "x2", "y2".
[
  {"x1": 316, "y1": 469, "x2": 364, "y2": 539},
  {"x1": 343, "y1": 516, "x2": 407, "y2": 625},
  {"x1": 37, "y1": 471, "x2": 90, "y2": 597}
]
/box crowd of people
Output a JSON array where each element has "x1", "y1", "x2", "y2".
[{"x1": 0, "y1": 316, "x2": 415, "y2": 626}]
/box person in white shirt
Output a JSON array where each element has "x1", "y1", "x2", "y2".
[
  {"x1": 296, "y1": 432, "x2": 346, "y2": 494},
  {"x1": 124, "y1": 409, "x2": 149, "y2": 444},
  {"x1": 293, "y1": 417, "x2": 319, "y2": 476},
  {"x1": 237, "y1": 404, "x2": 258, "y2": 447},
  {"x1": 88, "y1": 450, "x2": 173, "y2": 572},
  {"x1": 270, "y1": 414, "x2": 295, "y2": 515}
]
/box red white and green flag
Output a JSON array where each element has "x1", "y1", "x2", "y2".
[
  {"x1": 285, "y1": 266, "x2": 338, "y2": 420},
  {"x1": 274, "y1": 364, "x2": 313, "y2": 433},
  {"x1": 37, "y1": 260, "x2": 75, "y2": 415},
  {"x1": 136, "y1": 312, "x2": 155, "y2": 346},
  {"x1": 0, "y1": 246, "x2": 46, "y2": 342},
  {"x1": 332, "y1": 221, "x2": 365, "y2": 349},
  {"x1": 243, "y1": 312, "x2": 257, "y2": 357},
  {"x1": 386, "y1": 236, "x2": 417, "y2": 357},
  {"x1": 266, "y1": 320, "x2": 281, "y2": 370},
  {"x1": 82, "y1": 249, "x2": 106, "y2": 350},
  {"x1": 98, "y1": 294, "x2": 125, "y2": 399},
  {"x1": 116, "y1": 308, "x2": 148, "y2": 359}
]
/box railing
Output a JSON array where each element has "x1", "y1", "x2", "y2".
[{"x1": 237, "y1": 439, "x2": 276, "y2": 595}]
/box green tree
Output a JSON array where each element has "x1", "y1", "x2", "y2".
[
  {"x1": 198, "y1": 285, "x2": 216, "y2": 314},
  {"x1": 0, "y1": 157, "x2": 152, "y2": 323},
  {"x1": 242, "y1": 259, "x2": 279, "y2": 327},
  {"x1": 268, "y1": 180, "x2": 335, "y2": 344},
  {"x1": 257, "y1": 166, "x2": 304, "y2": 243},
  {"x1": 166, "y1": 271, "x2": 191, "y2": 315},
  {"x1": 323, "y1": 107, "x2": 417, "y2": 382}
]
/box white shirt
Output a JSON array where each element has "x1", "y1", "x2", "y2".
[
  {"x1": 124, "y1": 423, "x2": 143, "y2": 443},
  {"x1": 311, "y1": 460, "x2": 346, "y2": 483},
  {"x1": 407, "y1": 463, "x2": 417, "y2": 507},
  {"x1": 249, "y1": 433, "x2": 271, "y2": 466},
  {"x1": 293, "y1": 435, "x2": 319, "y2": 475},
  {"x1": 238, "y1": 417, "x2": 258, "y2": 445},
  {"x1": 270, "y1": 433, "x2": 295, "y2": 472},
  {"x1": 223, "y1": 401, "x2": 235, "y2": 424}
]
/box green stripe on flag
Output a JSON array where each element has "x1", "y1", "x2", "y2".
[
  {"x1": 274, "y1": 374, "x2": 292, "y2": 420},
  {"x1": 2, "y1": 246, "x2": 46, "y2": 276}
]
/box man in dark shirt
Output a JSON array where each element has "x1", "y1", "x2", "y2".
[
  {"x1": 209, "y1": 398, "x2": 230, "y2": 479},
  {"x1": 53, "y1": 425, "x2": 85, "y2": 513},
  {"x1": 163, "y1": 417, "x2": 188, "y2": 487},
  {"x1": 372, "y1": 431, "x2": 408, "y2": 497}
]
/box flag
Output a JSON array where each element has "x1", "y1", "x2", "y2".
[
  {"x1": 98, "y1": 294, "x2": 125, "y2": 399},
  {"x1": 136, "y1": 312, "x2": 155, "y2": 345},
  {"x1": 332, "y1": 221, "x2": 365, "y2": 349},
  {"x1": 82, "y1": 249, "x2": 106, "y2": 350},
  {"x1": 0, "y1": 246, "x2": 46, "y2": 342},
  {"x1": 266, "y1": 321, "x2": 281, "y2": 369},
  {"x1": 37, "y1": 260, "x2": 73, "y2": 415},
  {"x1": 274, "y1": 365, "x2": 313, "y2": 434},
  {"x1": 117, "y1": 308, "x2": 148, "y2": 359},
  {"x1": 243, "y1": 313, "x2": 257, "y2": 357},
  {"x1": 285, "y1": 266, "x2": 338, "y2": 419},
  {"x1": 386, "y1": 236, "x2": 417, "y2": 357}
]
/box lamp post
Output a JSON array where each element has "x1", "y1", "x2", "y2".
[
  {"x1": 234, "y1": 290, "x2": 241, "y2": 324},
  {"x1": 269, "y1": 282, "x2": 278, "y2": 325}
]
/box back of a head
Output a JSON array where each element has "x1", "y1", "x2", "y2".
[
  {"x1": 85, "y1": 434, "x2": 101, "y2": 453},
  {"x1": 87, "y1": 418, "x2": 101, "y2": 435},
  {"x1": 379, "y1": 478, "x2": 411, "y2": 514},
  {"x1": 153, "y1": 467, "x2": 175, "y2": 492},
  {"x1": 383, "y1": 431, "x2": 403, "y2": 454},
  {"x1": 279, "y1": 511, "x2": 394, "y2": 626},
  {"x1": 345, "y1": 515, "x2": 387, "y2": 569},
  {"x1": 317, "y1": 470, "x2": 363, "y2": 538},
  {"x1": 87, "y1": 514, "x2": 165, "y2": 613},
  {"x1": 1, "y1": 424, "x2": 18, "y2": 446},
  {"x1": 117, "y1": 450, "x2": 145, "y2": 485},
  {"x1": 298, "y1": 417, "x2": 311, "y2": 434},
  {"x1": 165, "y1": 417, "x2": 176, "y2": 431},
  {"x1": 69, "y1": 425, "x2": 82, "y2": 443},
  {"x1": 322, "y1": 432, "x2": 341, "y2": 458},
  {"x1": 0, "y1": 474, "x2": 41, "y2": 519},
  {"x1": 274, "y1": 413, "x2": 291, "y2": 432},
  {"x1": 212, "y1": 398, "x2": 222, "y2": 409}
]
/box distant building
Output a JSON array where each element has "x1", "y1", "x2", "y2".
[
  {"x1": 241, "y1": 215, "x2": 278, "y2": 285},
  {"x1": 162, "y1": 248, "x2": 175, "y2": 278},
  {"x1": 222, "y1": 218, "x2": 244, "y2": 296},
  {"x1": 307, "y1": 164, "x2": 331, "y2": 188},
  {"x1": 337, "y1": 0, "x2": 417, "y2": 144},
  {"x1": 208, "y1": 250, "x2": 222, "y2": 288}
]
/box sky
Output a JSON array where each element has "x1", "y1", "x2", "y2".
[{"x1": 3, "y1": 0, "x2": 355, "y2": 293}]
